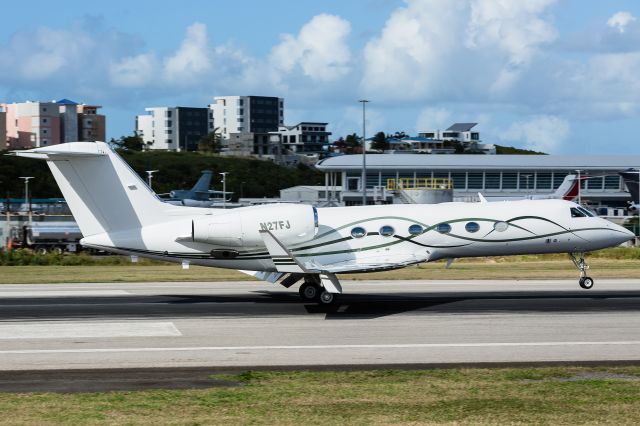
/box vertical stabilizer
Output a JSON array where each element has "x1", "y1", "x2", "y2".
[
  {"x1": 11, "y1": 142, "x2": 169, "y2": 236},
  {"x1": 191, "y1": 170, "x2": 213, "y2": 193},
  {"x1": 621, "y1": 170, "x2": 640, "y2": 204}
]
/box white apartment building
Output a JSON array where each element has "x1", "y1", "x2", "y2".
[
  {"x1": 136, "y1": 107, "x2": 212, "y2": 151},
  {"x1": 209, "y1": 96, "x2": 284, "y2": 140},
  {"x1": 419, "y1": 122, "x2": 481, "y2": 142},
  {"x1": 269, "y1": 122, "x2": 331, "y2": 154},
  {"x1": 418, "y1": 122, "x2": 495, "y2": 155}
]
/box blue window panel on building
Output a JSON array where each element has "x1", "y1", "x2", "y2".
[
  {"x1": 536, "y1": 173, "x2": 552, "y2": 190},
  {"x1": 588, "y1": 176, "x2": 604, "y2": 190},
  {"x1": 485, "y1": 173, "x2": 500, "y2": 189},
  {"x1": 468, "y1": 173, "x2": 483, "y2": 189},
  {"x1": 605, "y1": 175, "x2": 621, "y2": 189},
  {"x1": 502, "y1": 173, "x2": 518, "y2": 189},
  {"x1": 452, "y1": 173, "x2": 466, "y2": 189}
]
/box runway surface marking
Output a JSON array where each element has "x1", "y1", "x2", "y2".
[
  {"x1": 2, "y1": 341, "x2": 640, "y2": 354},
  {"x1": 0, "y1": 290, "x2": 130, "y2": 297},
  {"x1": 0, "y1": 322, "x2": 181, "y2": 339}
]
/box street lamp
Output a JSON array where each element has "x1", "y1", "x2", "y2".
[
  {"x1": 219, "y1": 172, "x2": 229, "y2": 209},
  {"x1": 523, "y1": 174, "x2": 532, "y2": 198},
  {"x1": 145, "y1": 170, "x2": 159, "y2": 190},
  {"x1": 19, "y1": 177, "x2": 34, "y2": 221},
  {"x1": 359, "y1": 99, "x2": 369, "y2": 206}
]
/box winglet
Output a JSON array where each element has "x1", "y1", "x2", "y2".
[{"x1": 478, "y1": 193, "x2": 488, "y2": 203}]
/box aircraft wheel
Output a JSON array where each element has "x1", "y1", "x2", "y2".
[
  {"x1": 579, "y1": 277, "x2": 594, "y2": 289},
  {"x1": 299, "y1": 282, "x2": 320, "y2": 301},
  {"x1": 318, "y1": 290, "x2": 338, "y2": 305}
]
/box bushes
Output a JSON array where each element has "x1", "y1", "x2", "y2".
[{"x1": 0, "y1": 249, "x2": 163, "y2": 266}]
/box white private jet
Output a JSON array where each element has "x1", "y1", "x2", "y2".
[{"x1": 11, "y1": 142, "x2": 634, "y2": 305}]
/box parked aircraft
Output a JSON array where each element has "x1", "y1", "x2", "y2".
[
  {"x1": 160, "y1": 170, "x2": 233, "y2": 207},
  {"x1": 12, "y1": 142, "x2": 634, "y2": 305},
  {"x1": 620, "y1": 169, "x2": 640, "y2": 211},
  {"x1": 485, "y1": 174, "x2": 585, "y2": 201}
]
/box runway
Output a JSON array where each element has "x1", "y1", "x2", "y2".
[{"x1": 1, "y1": 279, "x2": 640, "y2": 372}]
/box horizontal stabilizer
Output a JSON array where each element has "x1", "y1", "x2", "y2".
[{"x1": 10, "y1": 143, "x2": 109, "y2": 159}]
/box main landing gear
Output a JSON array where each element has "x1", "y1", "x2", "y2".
[
  {"x1": 298, "y1": 277, "x2": 339, "y2": 306},
  {"x1": 569, "y1": 252, "x2": 594, "y2": 289}
]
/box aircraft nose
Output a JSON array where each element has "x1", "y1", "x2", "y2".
[{"x1": 612, "y1": 223, "x2": 635, "y2": 244}]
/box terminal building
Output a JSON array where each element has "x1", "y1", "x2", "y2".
[{"x1": 314, "y1": 154, "x2": 640, "y2": 207}]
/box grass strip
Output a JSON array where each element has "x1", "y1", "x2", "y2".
[
  {"x1": 0, "y1": 367, "x2": 639, "y2": 425},
  {"x1": 0, "y1": 258, "x2": 638, "y2": 284}
]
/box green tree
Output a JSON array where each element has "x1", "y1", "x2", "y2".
[
  {"x1": 371, "y1": 131, "x2": 388, "y2": 151},
  {"x1": 344, "y1": 133, "x2": 361, "y2": 154},
  {"x1": 392, "y1": 131, "x2": 408, "y2": 139},
  {"x1": 198, "y1": 129, "x2": 223, "y2": 153},
  {"x1": 114, "y1": 133, "x2": 144, "y2": 151}
]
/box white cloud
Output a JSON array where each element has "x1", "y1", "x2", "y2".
[
  {"x1": 415, "y1": 107, "x2": 451, "y2": 132},
  {"x1": 110, "y1": 53, "x2": 158, "y2": 88},
  {"x1": 269, "y1": 14, "x2": 351, "y2": 83},
  {"x1": 466, "y1": 0, "x2": 558, "y2": 92},
  {"x1": 499, "y1": 115, "x2": 569, "y2": 153},
  {"x1": 163, "y1": 23, "x2": 212, "y2": 84},
  {"x1": 0, "y1": 26, "x2": 95, "y2": 81},
  {"x1": 362, "y1": 0, "x2": 464, "y2": 99},
  {"x1": 362, "y1": 0, "x2": 558, "y2": 99},
  {"x1": 607, "y1": 11, "x2": 636, "y2": 33}
]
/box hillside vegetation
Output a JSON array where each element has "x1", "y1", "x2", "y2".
[{"x1": 0, "y1": 150, "x2": 323, "y2": 200}]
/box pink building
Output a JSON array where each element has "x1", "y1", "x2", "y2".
[
  {"x1": 1, "y1": 101, "x2": 61, "y2": 149},
  {"x1": 0, "y1": 100, "x2": 105, "y2": 149},
  {"x1": 0, "y1": 109, "x2": 6, "y2": 150}
]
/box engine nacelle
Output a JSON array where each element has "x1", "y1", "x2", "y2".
[{"x1": 192, "y1": 204, "x2": 318, "y2": 247}]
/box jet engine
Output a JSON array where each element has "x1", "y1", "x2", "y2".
[{"x1": 191, "y1": 204, "x2": 318, "y2": 247}]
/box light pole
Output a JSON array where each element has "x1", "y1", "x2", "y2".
[
  {"x1": 523, "y1": 174, "x2": 532, "y2": 198},
  {"x1": 145, "y1": 170, "x2": 159, "y2": 191},
  {"x1": 359, "y1": 99, "x2": 369, "y2": 206},
  {"x1": 575, "y1": 169, "x2": 582, "y2": 205},
  {"x1": 19, "y1": 177, "x2": 34, "y2": 222},
  {"x1": 219, "y1": 172, "x2": 228, "y2": 209}
]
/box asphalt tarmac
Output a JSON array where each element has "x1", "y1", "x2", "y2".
[{"x1": 0, "y1": 279, "x2": 639, "y2": 391}]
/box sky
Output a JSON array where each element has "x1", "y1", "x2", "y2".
[{"x1": 1, "y1": 0, "x2": 640, "y2": 154}]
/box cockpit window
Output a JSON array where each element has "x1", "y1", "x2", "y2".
[
  {"x1": 570, "y1": 207, "x2": 587, "y2": 218},
  {"x1": 571, "y1": 207, "x2": 596, "y2": 218},
  {"x1": 577, "y1": 206, "x2": 596, "y2": 217}
]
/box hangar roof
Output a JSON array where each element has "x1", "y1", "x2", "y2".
[{"x1": 316, "y1": 154, "x2": 640, "y2": 171}]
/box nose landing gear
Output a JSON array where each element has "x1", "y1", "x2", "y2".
[{"x1": 569, "y1": 252, "x2": 594, "y2": 289}]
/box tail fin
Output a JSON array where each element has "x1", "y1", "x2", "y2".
[
  {"x1": 191, "y1": 170, "x2": 213, "y2": 193},
  {"x1": 11, "y1": 142, "x2": 169, "y2": 236},
  {"x1": 551, "y1": 174, "x2": 581, "y2": 201},
  {"x1": 620, "y1": 170, "x2": 640, "y2": 204}
]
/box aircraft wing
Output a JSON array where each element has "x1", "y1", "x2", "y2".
[{"x1": 306, "y1": 256, "x2": 427, "y2": 274}]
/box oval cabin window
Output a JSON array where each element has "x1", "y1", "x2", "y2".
[
  {"x1": 465, "y1": 222, "x2": 480, "y2": 233},
  {"x1": 351, "y1": 226, "x2": 366, "y2": 238},
  {"x1": 436, "y1": 223, "x2": 452, "y2": 234},
  {"x1": 408, "y1": 224, "x2": 423, "y2": 235},
  {"x1": 380, "y1": 225, "x2": 395, "y2": 237}
]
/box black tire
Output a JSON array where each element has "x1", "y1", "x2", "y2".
[
  {"x1": 318, "y1": 290, "x2": 338, "y2": 305},
  {"x1": 299, "y1": 282, "x2": 320, "y2": 301},
  {"x1": 580, "y1": 277, "x2": 594, "y2": 289}
]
